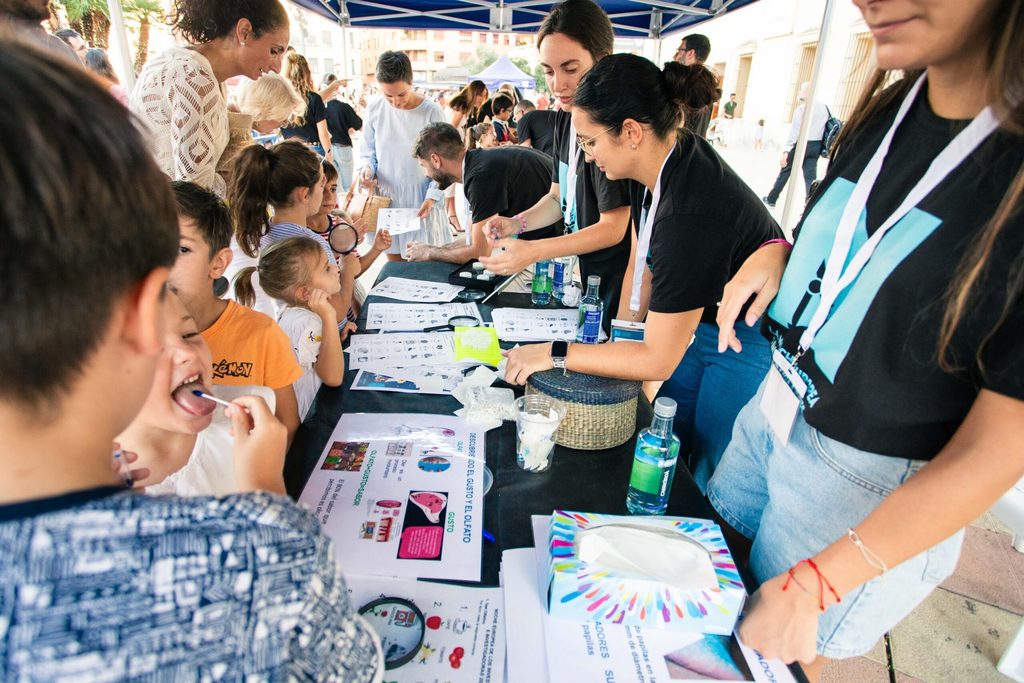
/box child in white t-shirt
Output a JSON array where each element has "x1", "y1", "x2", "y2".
[
  {"x1": 117, "y1": 293, "x2": 287, "y2": 496},
  {"x1": 235, "y1": 236, "x2": 346, "y2": 420}
]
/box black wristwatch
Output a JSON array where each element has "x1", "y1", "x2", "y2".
[{"x1": 551, "y1": 340, "x2": 569, "y2": 375}]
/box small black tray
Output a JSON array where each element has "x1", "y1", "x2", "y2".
[{"x1": 447, "y1": 259, "x2": 511, "y2": 293}]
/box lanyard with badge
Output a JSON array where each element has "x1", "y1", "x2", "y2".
[
  {"x1": 761, "y1": 74, "x2": 999, "y2": 445},
  {"x1": 563, "y1": 120, "x2": 581, "y2": 231}
]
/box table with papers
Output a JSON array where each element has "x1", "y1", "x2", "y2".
[{"x1": 284, "y1": 261, "x2": 808, "y2": 683}]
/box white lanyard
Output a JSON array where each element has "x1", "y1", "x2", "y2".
[
  {"x1": 629, "y1": 147, "x2": 676, "y2": 313},
  {"x1": 563, "y1": 119, "x2": 580, "y2": 230},
  {"x1": 460, "y1": 155, "x2": 470, "y2": 245},
  {"x1": 797, "y1": 74, "x2": 998, "y2": 356}
]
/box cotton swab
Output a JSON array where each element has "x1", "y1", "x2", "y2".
[{"x1": 191, "y1": 390, "x2": 250, "y2": 413}]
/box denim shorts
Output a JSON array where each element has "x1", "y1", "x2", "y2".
[{"x1": 707, "y1": 376, "x2": 964, "y2": 659}]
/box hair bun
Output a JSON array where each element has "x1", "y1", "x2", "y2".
[{"x1": 662, "y1": 61, "x2": 722, "y2": 113}]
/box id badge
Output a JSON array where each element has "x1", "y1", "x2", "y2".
[
  {"x1": 759, "y1": 350, "x2": 806, "y2": 446},
  {"x1": 610, "y1": 319, "x2": 645, "y2": 342}
]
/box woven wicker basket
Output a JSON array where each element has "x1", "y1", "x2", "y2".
[{"x1": 526, "y1": 370, "x2": 642, "y2": 450}]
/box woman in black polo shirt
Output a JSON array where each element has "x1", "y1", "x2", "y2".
[{"x1": 503, "y1": 54, "x2": 782, "y2": 497}]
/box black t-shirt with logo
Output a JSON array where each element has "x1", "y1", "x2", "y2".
[
  {"x1": 551, "y1": 110, "x2": 632, "y2": 321},
  {"x1": 764, "y1": 83, "x2": 1024, "y2": 460},
  {"x1": 517, "y1": 110, "x2": 557, "y2": 157},
  {"x1": 631, "y1": 134, "x2": 781, "y2": 324},
  {"x1": 462, "y1": 146, "x2": 561, "y2": 239}
]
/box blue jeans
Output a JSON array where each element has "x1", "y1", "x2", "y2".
[
  {"x1": 708, "y1": 376, "x2": 962, "y2": 657},
  {"x1": 331, "y1": 144, "x2": 354, "y2": 191},
  {"x1": 656, "y1": 320, "x2": 772, "y2": 494}
]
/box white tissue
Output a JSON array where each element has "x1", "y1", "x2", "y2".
[
  {"x1": 560, "y1": 284, "x2": 581, "y2": 307},
  {"x1": 518, "y1": 409, "x2": 559, "y2": 470},
  {"x1": 576, "y1": 523, "x2": 718, "y2": 592}
]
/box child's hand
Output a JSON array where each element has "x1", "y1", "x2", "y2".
[
  {"x1": 340, "y1": 320, "x2": 358, "y2": 341},
  {"x1": 308, "y1": 288, "x2": 337, "y2": 320},
  {"x1": 111, "y1": 441, "x2": 149, "y2": 488},
  {"x1": 374, "y1": 229, "x2": 393, "y2": 251},
  {"x1": 227, "y1": 395, "x2": 287, "y2": 495},
  {"x1": 341, "y1": 252, "x2": 362, "y2": 280}
]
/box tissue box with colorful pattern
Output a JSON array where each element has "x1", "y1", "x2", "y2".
[{"x1": 547, "y1": 510, "x2": 746, "y2": 635}]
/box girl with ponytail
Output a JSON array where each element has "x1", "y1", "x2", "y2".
[
  {"x1": 705, "y1": 1, "x2": 1024, "y2": 677},
  {"x1": 503, "y1": 53, "x2": 782, "y2": 500}
]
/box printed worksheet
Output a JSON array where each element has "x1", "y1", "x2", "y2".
[
  {"x1": 351, "y1": 365, "x2": 465, "y2": 395},
  {"x1": 376, "y1": 208, "x2": 424, "y2": 236},
  {"x1": 345, "y1": 576, "x2": 504, "y2": 683},
  {"x1": 298, "y1": 414, "x2": 485, "y2": 582},
  {"x1": 365, "y1": 302, "x2": 482, "y2": 331},
  {"x1": 491, "y1": 308, "x2": 579, "y2": 342},
  {"x1": 369, "y1": 277, "x2": 465, "y2": 303},
  {"x1": 345, "y1": 332, "x2": 458, "y2": 369}
]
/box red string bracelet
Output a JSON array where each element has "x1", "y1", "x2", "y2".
[{"x1": 782, "y1": 558, "x2": 842, "y2": 612}]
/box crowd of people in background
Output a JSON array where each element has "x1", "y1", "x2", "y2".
[{"x1": 1, "y1": 0, "x2": 1022, "y2": 681}]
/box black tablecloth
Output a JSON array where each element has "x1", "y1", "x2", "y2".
[{"x1": 284, "y1": 261, "x2": 715, "y2": 587}]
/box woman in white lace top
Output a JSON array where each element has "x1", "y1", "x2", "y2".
[{"x1": 130, "y1": 1, "x2": 291, "y2": 196}]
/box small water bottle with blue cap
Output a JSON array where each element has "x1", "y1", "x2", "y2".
[{"x1": 625, "y1": 397, "x2": 680, "y2": 515}]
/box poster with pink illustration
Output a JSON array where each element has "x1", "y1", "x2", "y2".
[{"x1": 298, "y1": 413, "x2": 485, "y2": 582}]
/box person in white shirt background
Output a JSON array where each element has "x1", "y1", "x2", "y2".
[{"x1": 762, "y1": 80, "x2": 829, "y2": 207}]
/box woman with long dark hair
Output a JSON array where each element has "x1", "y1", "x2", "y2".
[
  {"x1": 478, "y1": 0, "x2": 633, "y2": 323},
  {"x1": 710, "y1": 1, "x2": 1024, "y2": 678},
  {"x1": 503, "y1": 54, "x2": 781, "y2": 496},
  {"x1": 130, "y1": 0, "x2": 290, "y2": 196}
]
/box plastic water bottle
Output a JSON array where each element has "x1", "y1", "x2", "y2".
[
  {"x1": 531, "y1": 260, "x2": 551, "y2": 305},
  {"x1": 626, "y1": 398, "x2": 681, "y2": 515},
  {"x1": 552, "y1": 257, "x2": 568, "y2": 299},
  {"x1": 576, "y1": 275, "x2": 602, "y2": 343}
]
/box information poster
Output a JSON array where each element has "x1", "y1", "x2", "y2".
[
  {"x1": 346, "y1": 575, "x2": 505, "y2": 683},
  {"x1": 299, "y1": 414, "x2": 485, "y2": 582}
]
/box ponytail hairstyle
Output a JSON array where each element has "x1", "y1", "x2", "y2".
[
  {"x1": 466, "y1": 122, "x2": 494, "y2": 150},
  {"x1": 449, "y1": 80, "x2": 488, "y2": 119},
  {"x1": 537, "y1": 0, "x2": 613, "y2": 62},
  {"x1": 832, "y1": 1, "x2": 1023, "y2": 378},
  {"x1": 228, "y1": 139, "x2": 322, "y2": 258},
  {"x1": 233, "y1": 236, "x2": 323, "y2": 308},
  {"x1": 283, "y1": 51, "x2": 315, "y2": 126},
  {"x1": 574, "y1": 54, "x2": 721, "y2": 140}
]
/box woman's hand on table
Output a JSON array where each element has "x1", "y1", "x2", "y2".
[
  {"x1": 716, "y1": 242, "x2": 789, "y2": 353},
  {"x1": 479, "y1": 238, "x2": 537, "y2": 276},
  {"x1": 738, "y1": 568, "x2": 824, "y2": 665},
  {"x1": 503, "y1": 342, "x2": 554, "y2": 385}
]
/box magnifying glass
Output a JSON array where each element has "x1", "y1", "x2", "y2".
[
  {"x1": 456, "y1": 289, "x2": 488, "y2": 303},
  {"x1": 424, "y1": 315, "x2": 482, "y2": 333},
  {"x1": 358, "y1": 596, "x2": 426, "y2": 670},
  {"x1": 327, "y1": 220, "x2": 360, "y2": 256}
]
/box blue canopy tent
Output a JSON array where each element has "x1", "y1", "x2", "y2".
[
  {"x1": 471, "y1": 55, "x2": 535, "y2": 91},
  {"x1": 288, "y1": 1, "x2": 762, "y2": 38}
]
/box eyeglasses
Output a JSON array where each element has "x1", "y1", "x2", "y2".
[{"x1": 576, "y1": 126, "x2": 615, "y2": 155}]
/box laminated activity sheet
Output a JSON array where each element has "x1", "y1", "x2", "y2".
[
  {"x1": 491, "y1": 308, "x2": 579, "y2": 342},
  {"x1": 351, "y1": 365, "x2": 465, "y2": 395},
  {"x1": 298, "y1": 414, "x2": 485, "y2": 582},
  {"x1": 369, "y1": 277, "x2": 465, "y2": 303},
  {"x1": 345, "y1": 333, "x2": 457, "y2": 369},
  {"x1": 376, "y1": 208, "x2": 424, "y2": 236},
  {"x1": 365, "y1": 302, "x2": 482, "y2": 331},
  {"x1": 345, "y1": 575, "x2": 505, "y2": 683},
  {"x1": 513, "y1": 517, "x2": 797, "y2": 683}
]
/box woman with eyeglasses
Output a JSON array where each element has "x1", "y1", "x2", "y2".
[
  {"x1": 478, "y1": 0, "x2": 632, "y2": 326},
  {"x1": 502, "y1": 54, "x2": 782, "y2": 496}
]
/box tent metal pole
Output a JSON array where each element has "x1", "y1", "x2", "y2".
[
  {"x1": 779, "y1": 0, "x2": 836, "y2": 234},
  {"x1": 108, "y1": 0, "x2": 136, "y2": 90}
]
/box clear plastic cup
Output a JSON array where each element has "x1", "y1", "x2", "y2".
[{"x1": 515, "y1": 394, "x2": 566, "y2": 473}]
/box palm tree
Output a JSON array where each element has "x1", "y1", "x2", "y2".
[
  {"x1": 126, "y1": 0, "x2": 163, "y2": 74},
  {"x1": 62, "y1": 0, "x2": 111, "y2": 49}
]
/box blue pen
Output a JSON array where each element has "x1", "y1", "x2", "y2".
[{"x1": 482, "y1": 529, "x2": 496, "y2": 543}]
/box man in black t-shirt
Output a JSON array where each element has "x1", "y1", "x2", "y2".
[
  {"x1": 514, "y1": 100, "x2": 557, "y2": 157},
  {"x1": 406, "y1": 122, "x2": 561, "y2": 264}
]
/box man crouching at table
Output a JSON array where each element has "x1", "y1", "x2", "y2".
[{"x1": 406, "y1": 122, "x2": 563, "y2": 263}]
